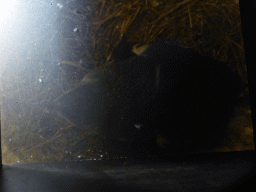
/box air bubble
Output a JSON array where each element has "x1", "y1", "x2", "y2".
[{"x1": 57, "y1": 3, "x2": 63, "y2": 9}]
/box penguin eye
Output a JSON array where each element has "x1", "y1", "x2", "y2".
[{"x1": 134, "y1": 124, "x2": 142, "y2": 129}]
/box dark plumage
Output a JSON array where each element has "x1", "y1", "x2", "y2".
[{"x1": 112, "y1": 37, "x2": 242, "y2": 159}]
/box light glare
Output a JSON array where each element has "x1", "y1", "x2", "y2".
[{"x1": 0, "y1": 0, "x2": 16, "y2": 24}]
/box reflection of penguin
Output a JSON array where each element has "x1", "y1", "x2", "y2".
[{"x1": 112, "y1": 36, "x2": 242, "y2": 159}]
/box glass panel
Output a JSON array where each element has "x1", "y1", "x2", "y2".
[{"x1": 0, "y1": 0, "x2": 253, "y2": 165}]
